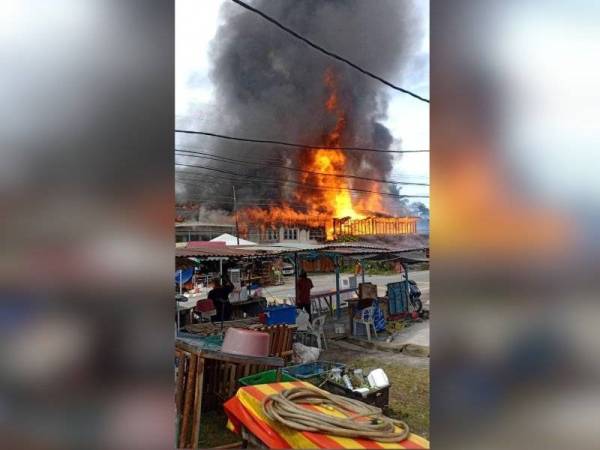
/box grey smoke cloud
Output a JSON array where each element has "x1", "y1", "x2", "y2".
[{"x1": 177, "y1": 0, "x2": 424, "y2": 214}]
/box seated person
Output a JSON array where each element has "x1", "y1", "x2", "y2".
[{"x1": 208, "y1": 277, "x2": 234, "y2": 322}]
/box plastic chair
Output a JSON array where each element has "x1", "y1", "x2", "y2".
[
  {"x1": 194, "y1": 299, "x2": 216, "y2": 323},
  {"x1": 298, "y1": 315, "x2": 328, "y2": 350},
  {"x1": 353, "y1": 306, "x2": 378, "y2": 341},
  {"x1": 309, "y1": 315, "x2": 328, "y2": 350}
]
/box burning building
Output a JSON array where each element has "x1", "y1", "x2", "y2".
[
  {"x1": 176, "y1": 0, "x2": 427, "y2": 242},
  {"x1": 332, "y1": 216, "x2": 418, "y2": 237}
]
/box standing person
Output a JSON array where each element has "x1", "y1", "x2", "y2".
[
  {"x1": 296, "y1": 271, "x2": 314, "y2": 322},
  {"x1": 354, "y1": 260, "x2": 363, "y2": 277},
  {"x1": 208, "y1": 277, "x2": 234, "y2": 322}
]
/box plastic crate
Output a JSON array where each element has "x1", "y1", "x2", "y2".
[
  {"x1": 283, "y1": 361, "x2": 345, "y2": 385},
  {"x1": 322, "y1": 380, "x2": 390, "y2": 409},
  {"x1": 264, "y1": 305, "x2": 296, "y2": 325},
  {"x1": 238, "y1": 369, "x2": 298, "y2": 386}
]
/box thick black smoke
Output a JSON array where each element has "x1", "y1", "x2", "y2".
[{"x1": 178, "y1": 0, "x2": 424, "y2": 214}]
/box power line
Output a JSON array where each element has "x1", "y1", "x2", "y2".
[
  {"x1": 176, "y1": 170, "x2": 430, "y2": 201},
  {"x1": 176, "y1": 149, "x2": 429, "y2": 186},
  {"x1": 175, "y1": 163, "x2": 429, "y2": 199},
  {"x1": 175, "y1": 130, "x2": 429, "y2": 154},
  {"x1": 179, "y1": 149, "x2": 429, "y2": 182},
  {"x1": 229, "y1": 0, "x2": 429, "y2": 103},
  {"x1": 177, "y1": 171, "x2": 430, "y2": 199},
  {"x1": 174, "y1": 195, "x2": 315, "y2": 210},
  {"x1": 175, "y1": 181, "x2": 310, "y2": 206},
  {"x1": 176, "y1": 166, "x2": 430, "y2": 195},
  {"x1": 177, "y1": 146, "x2": 289, "y2": 165},
  {"x1": 175, "y1": 179, "x2": 334, "y2": 210}
]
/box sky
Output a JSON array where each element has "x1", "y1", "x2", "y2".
[{"x1": 175, "y1": 0, "x2": 430, "y2": 207}]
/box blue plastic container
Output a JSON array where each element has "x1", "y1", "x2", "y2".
[
  {"x1": 283, "y1": 361, "x2": 345, "y2": 385},
  {"x1": 265, "y1": 304, "x2": 297, "y2": 325}
]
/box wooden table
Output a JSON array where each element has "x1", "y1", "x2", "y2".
[{"x1": 310, "y1": 287, "x2": 357, "y2": 316}]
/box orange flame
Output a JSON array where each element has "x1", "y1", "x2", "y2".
[{"x1": 239, "y1": 68, "x2": 381, "y2": 240}]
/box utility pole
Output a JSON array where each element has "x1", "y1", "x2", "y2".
[{"x1": 232, "y1": 185, "x2": 240, "y2": 245}]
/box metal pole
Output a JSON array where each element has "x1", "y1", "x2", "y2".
[
  {"x1": 335, "y1": 255, "x2": 341, "y2": 319},
  {"x1": 177, "y1": 270, "x2": 182, "y2": 337},
  {"x1": 233, "y1": 185, "x2": 240, "y2": 245},
  {"x1": 401, "y1": 262, "x2": 409, "y2": 313},
  {"x1": 361, "y1": 258, "x2": 366, "y2": 284},
  {"x1": 294, "y1": 252, "x2": 299, "y2": 303}
]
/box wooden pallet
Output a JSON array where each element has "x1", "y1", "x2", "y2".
[
  {"x1": 256, "y1": 324, "x2": 293, "y2": 362},
  {"x1": 175, "y1": 349, "x2": 204, "y2": 449},
  {"x1": 175, "y1": 342, "x2": 284, "y2": 449}
]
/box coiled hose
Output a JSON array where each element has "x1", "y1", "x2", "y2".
[{"x1": 261, "y1": 387, "x2": 410, "y2": 443}]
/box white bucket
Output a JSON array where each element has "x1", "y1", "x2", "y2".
[{"x1": 367, "y1": 368, "x2": 389, "y2": 388}]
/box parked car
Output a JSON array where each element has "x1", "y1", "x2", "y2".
[{"x1": 282, "y1": 262, "x2": 295, "y2": 276}]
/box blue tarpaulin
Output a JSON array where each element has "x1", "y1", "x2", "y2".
[
  {"x1": 387, "y1": 281, "x2": 409, "y2": 314},
  {"x1": 175, "y1": 268, "x2": 194, "y2": 285}
]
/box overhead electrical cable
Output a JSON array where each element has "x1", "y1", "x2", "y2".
[
  {"x1": 175, "y1": 130, "x2": 429, "y2": 154},
  {"x1": 229, "y1": 0, "x2": 429, "y2": 103},
  {"x1": 175, "y1": 163, "x2": 429, "y2": 199},
  {"x1": 176, "y1": 149, "x2": 429, "y2": 186}
]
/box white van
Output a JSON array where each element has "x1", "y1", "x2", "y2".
[{"x1": 281, "y1": 262, "x2": 295, "y2": 276}]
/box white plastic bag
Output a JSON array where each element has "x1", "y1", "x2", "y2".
[{"x1": 292, "y1": 342, "x2": 320, "y2": 364}]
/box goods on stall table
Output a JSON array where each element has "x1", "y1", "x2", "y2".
[
  {"x1": 320, "y1": 367, "x2": 390, "y2": 408},
  {"x1": 182, "y1": 318, "x2": 260, "y2": 337},
  {"x1": 322, "y1": 379, "x2": 391, "y2": 409},
  {"x1": 321, "y1": 366, "x2": 391, "y2": 409}
]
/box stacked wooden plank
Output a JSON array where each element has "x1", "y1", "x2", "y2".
[
  {"x1": 175, "y1": 349, "x2": 204, "y2": 449},
  {"x1": 200, "y1": 324, "x2": 294, "y2": 410},
  {"x1": 175, "y1": 338, "x2": 285, "y2": 449}
]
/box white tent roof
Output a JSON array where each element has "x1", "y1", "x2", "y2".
[{"x1": 210, "y1": 233, "x2": 257, "y2": 246}]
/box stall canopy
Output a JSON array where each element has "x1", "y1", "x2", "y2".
[{"x1": 210, "y1": 233, "x2": 257, "y2": 246}]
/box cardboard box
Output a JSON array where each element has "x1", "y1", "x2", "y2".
[{"x1": 358, "y1": 282, "x2": 378, "y2": 299}]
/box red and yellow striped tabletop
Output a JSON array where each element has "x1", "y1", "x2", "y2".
[{"x1": 224, "y1": 381, "x2": 429, "y2": 449}]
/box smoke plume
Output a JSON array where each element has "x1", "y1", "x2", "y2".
[{"x1": 177, "y1": 0, "x2": 424, "y2": 215}]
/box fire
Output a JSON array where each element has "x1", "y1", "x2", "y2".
[
  {"x1": 302, "y1": 70, "x2": 365, "y2": 230},
  {"x1": 238, "y1": 68, "x2": 381, "y2": 240}
]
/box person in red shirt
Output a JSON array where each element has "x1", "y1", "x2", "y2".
[{"x1": 296, "y1": 271, "x2": 314, "y2": 322}]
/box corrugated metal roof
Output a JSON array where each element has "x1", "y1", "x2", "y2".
[
  {"x1": 175, "y1": 242, "x2": 428, "y2": 259},
  {"x1": 175, "y1": 221, "x2": 235, "y2": 228},
  {"x1": 175, "y1": 246, "x2": 282, "y2": 258},
  {"x1": 262, "y1": 243, "x2": 327, "y2": 251}
]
